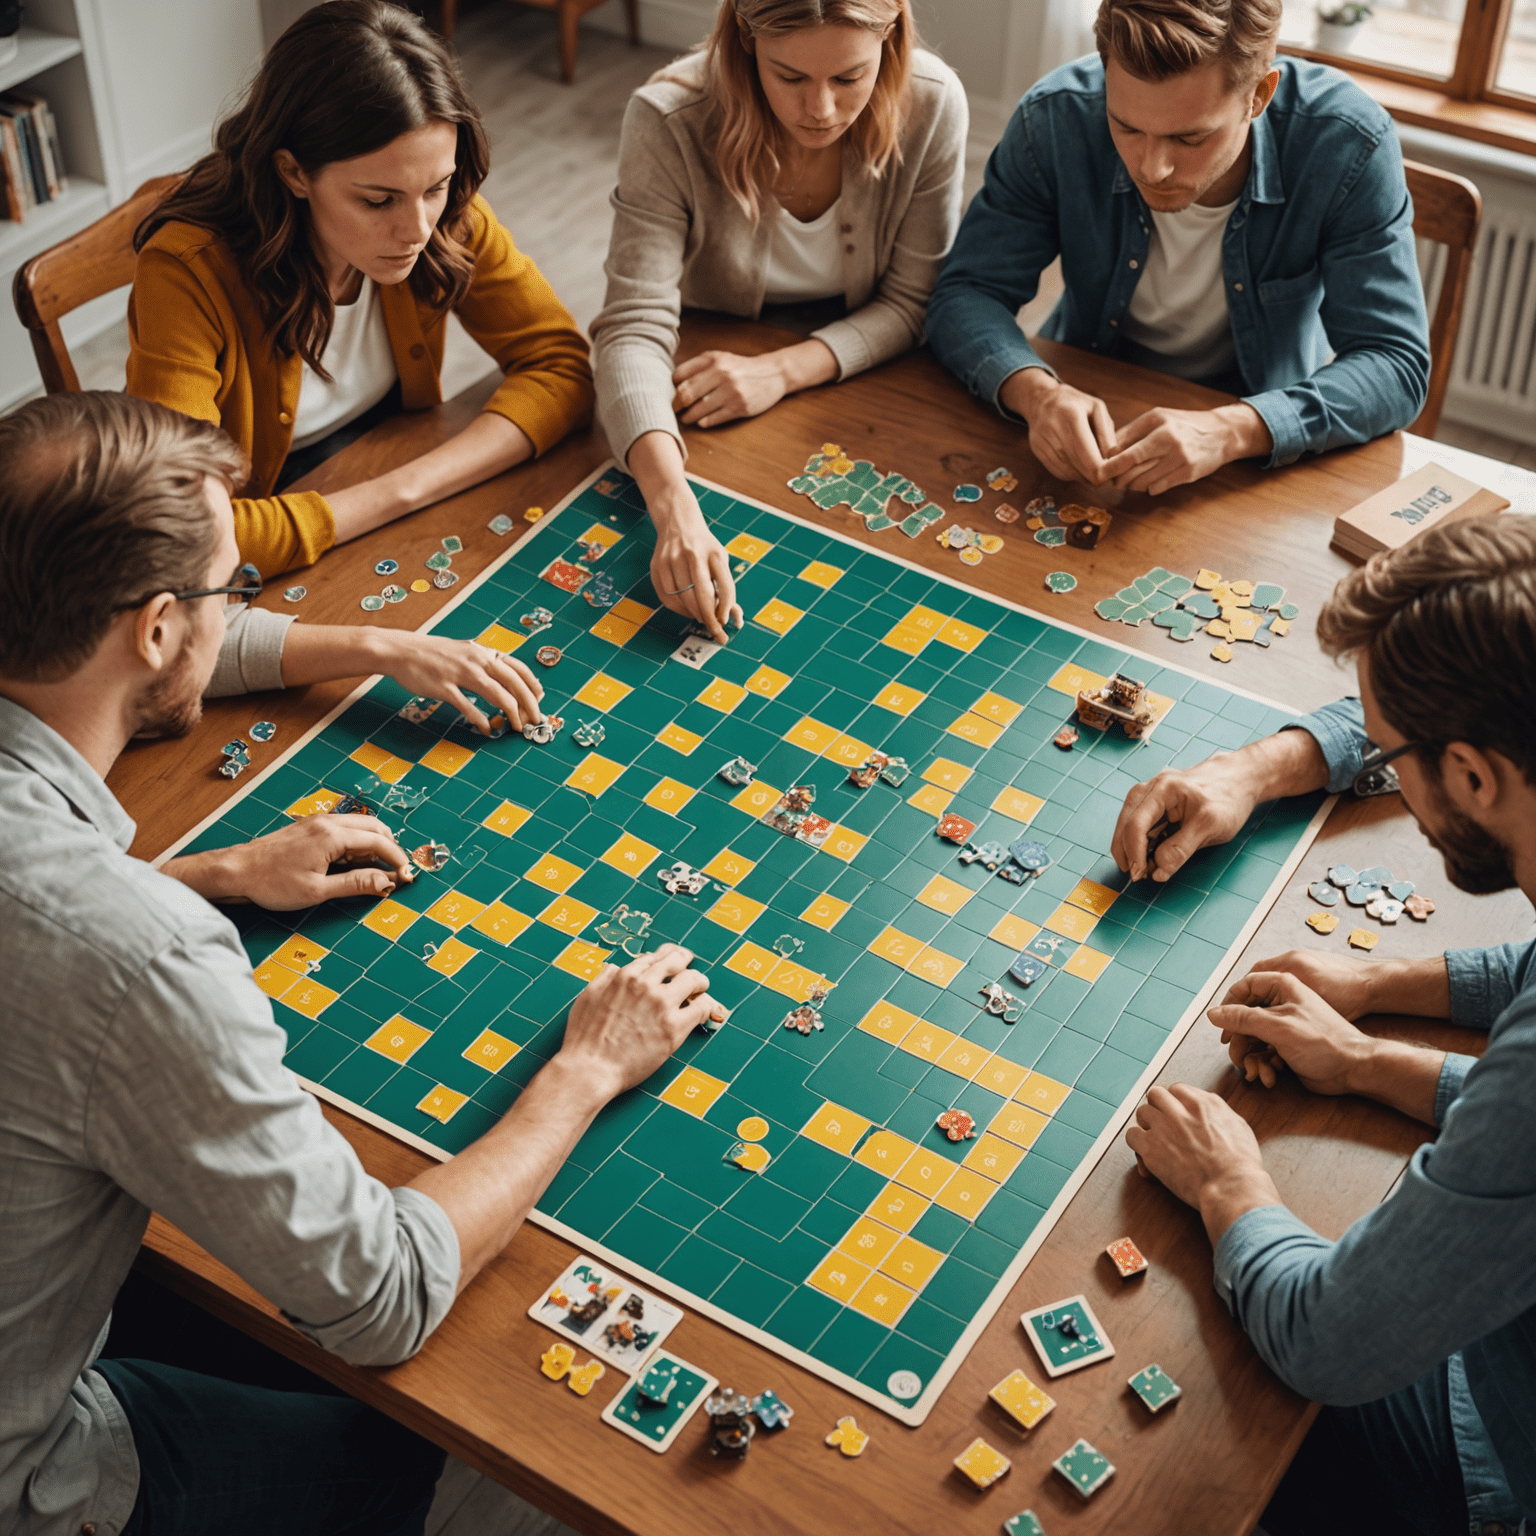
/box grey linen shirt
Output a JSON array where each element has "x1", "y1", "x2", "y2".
[
  {"x1": 0, "y1": 623, "x2": 459, "y2": 1536},
  {"x1": 590, "y1": 48, "x2": 968, "y2": 466}
]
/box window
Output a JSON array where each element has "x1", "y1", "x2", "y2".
[{"x1": 1494, "y1": 0, "x2": 1536, "y2": 100}]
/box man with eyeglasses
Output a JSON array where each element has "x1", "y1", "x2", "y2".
[
  {"x1": 0, "y1": 392, "x2": 721, "y2": 1536},
  {"x1": 1113, "y1": 513, "x2": 1536, "y2": 1534}
]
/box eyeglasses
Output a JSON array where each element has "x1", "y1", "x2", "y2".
[
  {"x1": 170, "y1": 562, "x2": 263, "y2": 608},
  {"x1": 1353, "y1": 739, "x2": 1420, "y2": 798}
]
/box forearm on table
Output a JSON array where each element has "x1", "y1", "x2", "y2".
[
  {"x1": 627, "y1": 429, "x2": 700, "y2": 532},
  {"x1": 278, "y1": 623, "x2": 403, "y2": 688},
  {"x1": 771, "y1": 338, "x2": 839, "y2": 393},
  {"x1": 1232, "y1": 723, "x2": 1333, "y2": 801}
]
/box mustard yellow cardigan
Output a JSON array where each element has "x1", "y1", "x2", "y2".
[{"x1": 126, "y1": 194, "x2": 594, "y2": 576}]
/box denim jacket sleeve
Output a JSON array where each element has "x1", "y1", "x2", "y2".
[{"x1": 1286, "y1": 695, "x2": 1367, "y2": 794}]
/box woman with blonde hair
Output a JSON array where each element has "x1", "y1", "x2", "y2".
[{"x1": 592, "y1": 0, "x2": 967, "y2": 640}]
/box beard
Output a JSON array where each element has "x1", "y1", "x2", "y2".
[
  {"x1": 130, "y1": 632, "x2": 204, "y2": 741},
  {"x1": 1418, "y1": 774, "x2": 1517, "y2": 896}
]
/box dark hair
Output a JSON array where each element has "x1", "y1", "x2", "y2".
[
  {"x1": 1316, "y1": 515, "x2": 1536, "y2": 787},
  {"x1": 1094, "y1": 0, "x2": 1281, "y2": 88},
  {"x1": 136, "y1": 0, "x2": 489, "y2": 376},
  {"x1": 0, "y1": 393, "x2": 247, "y2": 681}
]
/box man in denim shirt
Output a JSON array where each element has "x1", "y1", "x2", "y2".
[
  {"x1": 926, "y1": 0, "x2": 1428, "y2": 496},
  {"x1": 1115, "y1": 515, "x2": 1536, "y2": 1533}
]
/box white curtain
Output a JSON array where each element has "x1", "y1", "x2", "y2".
[{"x1": 1037, "y1": 0, "x2": 1100, "y2": 77}]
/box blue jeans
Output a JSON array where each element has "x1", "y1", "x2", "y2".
[{"x1": 95, "y1": 1358, "x2": 445, "y2": 1536}]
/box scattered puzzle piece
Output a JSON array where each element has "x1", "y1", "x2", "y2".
[
  {"x1": 1129, "y1": 1363, "x2": 1181, "y2": 1413},
  {"x1": 1044, "y1": 571, "x2": 1076, "y2": 593},
  {"x1": 954, "y1": 1436, "x2": 1011, "y2": 1488},
  {"x1": 540, "y1": 1342, "x2": 576, "y2": 1380},
  {"x1": 937, "y1": 1108, "x2": 976, "y2": 1142},
  {"x1": 825, "y1": 1416, "x2": 869, "y2": 1457},
  {"x1": 1406, "y1": 895, "x2": 1436, "y2": 920},
  {"x1": 1211, "y1": 642, "x2": 1233, "y2": 662},
  {"x1": 1348, "y1": 928, "x2": 1380, "y2": 951},
  {"x1": 1053, "y1": 1438, "x2": 1115, "y2": 1500},
  {"x1": 1308, "y1": 881, "x2": 1341, "y2": 906},
  {"x1": 1306, "y1": 910, "x2": 1340, "y2": 934},
  {"x1": 568, "y1": 1358, "x2": 606, "y2": 1396},
  {"x1": 989, "y1": 1369, "x2": 1055, "y2": 1431},
  {"x1": 1004, "y1": 1514, "x2": 1047, "y2": 1536},
  {"x1": 1105, "y1": 1236, "x2": 1147, "y2": 1278}
]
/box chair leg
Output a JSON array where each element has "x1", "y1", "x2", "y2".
[
  {"x1": 623, "y1": 0, "x2": 640, "y2": 45},
  {"x1": 557, "y1": 0, "x2": 579, "y2": 82},
  {"x1": 437, "y1": 0, "x2": 456, "y2": 38}
]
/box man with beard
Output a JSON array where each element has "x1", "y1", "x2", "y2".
[
  {"x1": 0, "y1": 391, "x2": 720, "y2": 1536},
  {"x1": 1120, "y1": 514, "x2": 1536, "y2": 1533}
]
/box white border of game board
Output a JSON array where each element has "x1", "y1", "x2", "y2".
[{"x1": 160, "y1": 461, "x2": 1333, "y2": 1428}]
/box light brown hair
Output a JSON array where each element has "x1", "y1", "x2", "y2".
[
  {"x1": 0, "y1": 392, "x2": 247, "y2": 681},
  {"x1": 1094, "y1": 0, "x2": 1281, "y2": 88},
  {"x1": 137, "y1": 0, "x2": 490, "y2": 378},
  {"x1": 695, "y1": 0, "x2": 916, "y2": 220},
  {"x1": 1317, "y1": 515, "x2": 1536, "y2": 785}
]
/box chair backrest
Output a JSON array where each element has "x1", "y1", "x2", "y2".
[
  {"x1": 1403, "y1": 158, "x2": 1481, "y2": 439},
  {"x1": 11, "y1": 173, "x2": 181, "y2": 394}
]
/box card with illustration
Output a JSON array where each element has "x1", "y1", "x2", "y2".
[{"x1": 528, "y1": 1254, "x2": 684, "y2": 1371}]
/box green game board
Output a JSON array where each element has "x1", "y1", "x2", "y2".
[{"x1": 166, "y1": 464, "x2": 1327, "y2": 1426}]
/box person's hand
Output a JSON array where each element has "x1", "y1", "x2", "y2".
[
  {"x1": 164, "y1": 813, "x2": 413, "y2": 909},
  {"x1": 673, "y1": 350, "x2": 790, "y2": 428},
  {"x1": 559, "y1": 944, "x2": 723, "y2": 1101},
  {"x1": 1003, "y1": 369, "x2": 1117, "y2": 484},
  {"x1": 1226, "y1": 950, "x2": 1383, "y2": 1024},
  {"x1": 1113, "y1": 755, "x2": 1264, "y2": 882},
  {"x1": 1209, "y1": 969, "x2": 1378, "y2": 1093},
  {"x1": 649, "y1": 499, "x2": 742, "y2": 643},
  {"x1": 371, "y1": 631, "x2": 544, "y2": 736},
  {"x1": 1100, "y1": 404, "x2": 1272, "y2": 496}
]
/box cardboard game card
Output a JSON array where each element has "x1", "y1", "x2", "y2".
[
  {"x1": 671, "y1": 634, "x2": 722, "y2": 670},
  {"x1": 540, "y1": 558, "x2": 592, "y2": 593},
  {"x1": 600, "y1": 1351, "x2": 717, "y2": 1454},
  {"x1": 1020, "y1": 1295, "x2": 1115, "y2": 1378},
  {"x1": 528, "y1": 1255, "x2": 684, "y2": 1371}
]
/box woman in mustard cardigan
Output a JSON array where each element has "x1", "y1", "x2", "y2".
[{"x1": 127, "y1": 0, "x2": 593, "y2": 578}]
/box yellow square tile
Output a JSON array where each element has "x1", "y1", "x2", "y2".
[
  {"x1": 462, "y1": 1027, "x2": 520, "y2": 1072},
  {"x1": 879, "y1": 1235, "x2": 945, "y2": 1291},
  {"x1": 801, "y1": 892, "x2": 850, "y2": 929},
  {"x1": 600, "y1": 833, "x2": 661, "y2": 877},
  {"x1": 910, "y1": 945, "x2": 965, "y2": 987},
  {"x1": 823, "y1": 734, "x2": 873, "y2": 769},
  {"x1": 1063, "y1": 945, "x2": 1112, "y2": 983},
  {"x1": 644, "y1": 776, "x2": 695, "y2": 815},
  {"x1": 470, "y1": 901, "x2": 533, "y2": 946},
  {"x1": 280, "y1": 975, "x2": 338, "y2": 1019},
  {"x1": 934, "y1": 1166, "x2": 999, "y2": 1220},
  {"x1": 419, "y1": 740, "x2": 474, "y2": 778},
  {"x1": 697, "y1": 678, "x2": 749, "y2": 714},
  {"x1": 935, "y1": 617, "x2": 986, "y2": 652},
  {"x1": 704, "y1": 889, "x2": 765, "y2": 934},
  {"x1": 362, "y1": 898, "x2": 419, "y2": 940},
  {"x1": 806, "y1": 1250, "x2": 870, "y2": 1303},
  {"x1": 524, "y1": 853, "x2": 584, "y2": 893},
  {"x1": 857, "y1": 1000, "x2": 919, "y2": 1044},
  {"x1": 588, "y1": 612, "x2": 639, "y2": 646},
  {"x1": 896, "y1": 1147, "x2": 957, "y2": 1199},
  {"x1": 365, "y1": 1014, "x2": 430, "y2": 1064},
  {"x1": 1047, "y1": 661, "x2": 1108, "y2": 697},
  {"x1": 349, "y1": 742, "x2": 413, "y2": 783},
  {"x1": 1066, "y1": 877, "x2": 1120, "y2": 917},
  {"x1": 899, "y1": 1019, "x2": 958, "y2": 1063},
  {"x1": 725, "y1": 532, "x2": 773, "y2": 563},
  {"x1": 763, "y1": 961, "x2": 830, "y2": 1004},
  {"x1": 954, "y1": 1438, "x2": 1012, "y2": 1488},
  {"x1": 820, "y1": 825, "x2": 868, "y2": 862},
  {"x1": 904, "y1": 604, "x2": 949, "y2": 637},
  {"x1": 854, "y1": 1130, "x2": 919, "y2": 1178},
  {"x1": 285, "y1": 787, "x2": 342, "y2": 818},
  {"x1": 538, "y1": 895, "x2": 599, "y2": 935},
  {"x1": 906, "y1": 783, "x2": 953, "y2": 817},
  {"x1": 963, "y1": 1134, "x2": 1027, "y2": 1183},
  {"x1": 802, "y1": 1101, "x2": 871, "y2": 1156},
  {"x1": 657, "y1": 722, "x2": 703, "y2": 756},
  {"x1": 799, "y1": 560, "x2": 844, "y2": 587},
  {"x1": 935, "y1": 1035, "x2": 989, "y2": 1080},
  {"x1": 417, "y1": 1084, "x2": 469, "y2": 1124},
  {"x1": 785, "y1": 716, "x2": 839, "y2": 753},
  {"x1": 990, "y1": 912, "x2": 1041, "y2": 950},
  {"x1": 482, "y1": 800, "x2": 532, "y2": 837},
  {"x1": 729, "y1": 779, "x2": 780, "y2": 817},
  {"x1": 724, "y1": 941, "x2": 780, "y2": 983},
  {"x1": 476, "y1": 622, "x2": 525, "y2": 654},
  {"x1": 1045, "y1": 902, "x2": 1099, "y2": 942},
  {"x1": 916, "y1": 874, "x2": 974, "y2": 913},
  {"x1": 745, "y1": 664, "x2": 792, "y2": 698},
  {"x1": 836, "y1": 1215, "x2": 902, "y2": 1268},
  {"x1": 753, "y1": 598, "x2": 804, "y2": 635},
  {"x1": 990, "y1": 1370, "x2": 1056, "y2": 1431},
  {"x1": 702, "y1": 849, "x2": 755, "y2": 886},
  {"x1": 574, "y1": 672, "x2": 633, "y2": 712},
  {"x1": 426, "y1": 936, "x2": 478, "y2": 976},
  {"x1": 869, "y1": 927, "x2": 925, "y2": 967},
  {"x1": 970, "y1": 692, "x2": 1025, "y2": 727},
  {"x1": 426, "y1": 890, "x2": 486, "y2": 931},
  {"x1": 266, "y1": 936, "x2": 329, "y2": 975},
  {"x1": 873, "y1": 680, "x2": 926, "y2": 715},
  {"x1": 948, "y1": 713, "x2": 1005, "y2": 748},
  {"x1": 990, "y1": 1102, "x2": 1050, "y2": 1148},
  {"x1": 579, "y1": 522, "x2": 623, "y2": 552},
  {"x1": 866, "y1": 1183, "x2": 929, "y2": 1233},
  {"x1": 973, "y1": 1056, "x2": 1030, "y2": 1098},
  {"x1": 880, "y1": 620, "x2": 931, "y2": 656},
  {"x1": 660, "y1": 1065, "x2": 730, "y2": 1118},
  {"x1": 992, "y1": 785, "x2": 1046, "y2": 825},
  {"x1": 611, "y1": 598, "x2": 655, "y2": 628},
  {"x1": 848, "y1": 1272, "x2": 915, "y2": 1326},
  {"x1": 1015, "y1": 1072, "x2": 1072, "y2": 1116},
  {"x1": 566, "y1": 753, "x2": 626, "y2": 796},
  {"x1": 922, "y1": 757, "x2": 973, "y2": 791},
  {"x1": 552, "y1": 939, "x2": 611, "y2": 981}
]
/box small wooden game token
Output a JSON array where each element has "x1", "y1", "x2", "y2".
[
  {"x1": 1053, "y1": 1438, "x2": 1114, "y2": 1499},
  {"x1": 1306, "y1": 911, "x2": 1340, "y2": 934},
  {"x1": 825, "y1": 1416, "x2": 869, "y2": 1457},
  {"x1": 936, "y1": 1108, "x2": 976, "y2": 1142},
  {"x1": 1105, "y1": 1236, "x2": 1147, "y2": 1278},
  {"x1": 954, "y1": 1437, "x2": 1011, "y2": 1488},
  {"x1": 736, "y1": 1116, "x2": 770, "y2": 1141},
  {"x1": 524, "y1": 505, "x2": 544, "y2": 521},
  {"x1": 1128, "y1": 1363, "x2": 1181, "y2": 1414},
  {"x1": 567, "y1": 1358, "x2": 606, "y2": 1396},
  {"x1": 1211, "y1": 642, "x2": 1233, "y2": 662},
  {"x1": 989, "y1": 1369, "x2": 1055, "y2": 1430},
  {"x1": 411, "y1": 579, "x2": 430, "y2": 592},
  {"x1": 535, "y1": 645, "x2": 562, "y2": 667},
  {"x1": 1348, "y1": 928, "x2": 1380, "y2": 951},
  {"x1": 1405, "y1": 895, "x2": 1436, "y2": 920},
  {"x1": 540, "y1": 1342, "x2": 576, "y2": 1380},
  {"x1": 1003, "y1": 1513, "x2": 1047, "y2": 1536}
]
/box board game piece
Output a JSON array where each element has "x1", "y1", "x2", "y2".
[
  {"x1": 411, "y1": 579, "x2": 430, "y2": 592},
  {"x1": 489, "y1": 513, "x2": 514, "y2": 535},
  {"x1": 541, "y1": 1342, "x2": 575, "y2": 1380},
  {"x1": 520, "y1": 605, "x2": 553, "y2": 631},
  {"x1": 1211, "y1": 642, "x2": 1233, "y2": 662},
  {"x1": 705, "y1": 1388, "x2": 756, "y2": 1459},
  {"x1": 1368, "y1": 895, "x2": 1404, "y2": 924},
  {"x1": 1076, "y1": 672, "x2": 1156, "y2": 739},
  {"x1": 937, "y1": 813, "x2": 976, "y2": 844},
  {"x1": 572, "y1": 720, "x2": 605, "y2": 748},
  {"x1": 1021, "y1": 1297, "x2": 1114, "y2": 1377},
  {"x1": 954, "y1": 484, "x2": 982, "y2": 502},
  {"x1": 379, "y1": 584, "x2": 405, "y2": 604},
  {"x1": 988, "y1": 1369, "x2": 1055, "y2": 1430},
  {"x1": 1128, "y1": 1363, "x2": 1181, "y2": 1413},
  {"x1": 1328, "y1": 862, "x2": 1358, "y2": 888},
  {"x1": 1105, "y1": 1236, "x2": 1147, "y2": 1278},
  {"x1": 1052, "y1": 1439, "x2": 1114, "y2": 1500},
  {"x1": 995, "y1": 503, "x2": 1020, "y2": 523},
  {"x1": 1388, "y1": 879, "x2": 1415, "y2": 900},
  {"x1": 1003, "y1": 1513, "x2": 1046, "y2": 1536},
  {"x1": 1008, "y1": 953, "x2": 1049, "y2": 986},
  {"x1": 432, "y1": 571, "x2": 459, "y2": 590},
  {"x1": 521, "y1": 713, "x2": 562, "y2": 743},
  {"x1": 825, "y1": 1416, "x2": 868, "y2": 1457},
  {"x1": 978, "y1": 981, "x2": 1018, "y2": 1018},
  {"x1": 410, "y1": 841, "x2": 450, "y2": 873},
  {"x1": 955, "y1": 1437, "x2": 1011, "y2": 1488},
  {"x1": 1066, "y1": 519, "x2": 1101, "y2": 550},
  {"x1": 782, "y1": 1002, "x2": 824, "y2": 1036},
  {"x1": 987, "y1": 467, "x2": 1017, "y2": 492},
  {"x1": 659, "y1": 860, "x2": 707, "y2": 895},
  {"x1": 1358, "y1": 864, "x2": 1394, "y2": 885},
  {"x1": 603, "y1": 1353, "x2": 717, "y2": 1454},
  {"x1": 1009, "y1": 838, "x2": 1051, "y2": 872},
  {"x1": 936, "y1": 1109, "x2": 976, "y2": 1142},
  {"x1": 360, "y1": 594, "x2": 385, "y2": 611},
  {"x1": 535, "y1": 645, "x2": 562, "y2": 667},
  {"x1": 1349, "y1": 928, "x2": 1380, "y2": 951},
  {"x1": 525, "y1": 504, "x2": 545, "y2": 520},
  {"x1": 752, "y1": 1390, "x2": 793, "y2": 1430},
  {"x1": 426, "y1": 551, "x2": 453, "y2": 572},
  {"x1": 1034, "y1": 526, "x2": 1066, "y2": 547},
  {"x1": 568, "y1": 1358, "x2": 606, "y2": 1396},
  {"x1": 1308, "y1": 881, "x2": 1340, "y2": 906},
  {"x1": 374, "y1": 558, "x2": 399, "y2": 575},
  {"x1": 639, "y1": 1358, "x2": 679, "y2": 1403},
  {"x1": 442, "y1": 535, "x2": 463, "y2": 554},
  {"x1": 1406, "y1": 895, "x2": 1436, "y2": 920},
  {"x1": 1306, "y1": 911, "x2": 1340, "y2": 934},
  {"x1": 1053, "y1": 725, "x2": 1078, "y2": 748},
  {"x1": 283, "y1": 585, "x2": 306, "y2": 602}
]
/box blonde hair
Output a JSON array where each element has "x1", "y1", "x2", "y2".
[
  {"x1": 697, "y1": 0, "x2": 916, "y2": 220},
  {"x1": 1094, "y1": 0, "x2": 1281, "y2": 89}
]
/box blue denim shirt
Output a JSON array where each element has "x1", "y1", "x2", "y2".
[{"x1": 926, "y1": 57, "x2": 1430, "y2": 466}]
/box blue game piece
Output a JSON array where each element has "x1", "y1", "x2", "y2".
[
  {"x1": 1388, "y1": 879, "x2": 1415, "y2": 901},
  {"x1": 249, "y1": 721, "x2": 276, "y2": 743},
  {"x1": 1327, "y1": 862, "x2": 1358, "y2": 888},
  {"x1": 374, "y1": 558, "x2": 399, "y2": 576},
  {"x1": 1357, "y1": 865, "x2": 1395, "y2": 886},
  {"x1": 1307, "y1": 881, "x2": 1340, "y2": 907},
  {"x1": 953, "y1": 484, "x2": 983, "y2": 502},
  {"x1": 995, "y1": 861, "x2": 1031, "y2": 884},
  {"x1": 1009, "y1": 953, "x2": 1049, "y2": 987},
  {"x1": 1010, "y1": 838, "x2": 1051, "y2": 871},
  {"x1": 751, "y1": 1390, "x2": 793, "y2": 1430},
  {"x1": 1345, "y1": 882, "x2": 1380, "y2": 906}
]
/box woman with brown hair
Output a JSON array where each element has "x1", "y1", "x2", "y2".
[
  {"x1": 127, "y1": 0, "x2": 593, "y2": 578},
  {"x1": 591, "y1": 0, "x2": 966, "y2": 641}
]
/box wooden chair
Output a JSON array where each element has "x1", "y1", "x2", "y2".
[
  {"x1": 12, "y1": 174, "x2": 181, "y2": 394},
  {"x1": 436, "y1": 0, "x2": 639, "y2": 82},
  {"x1": 1403, "y1": 159, "x2": 1481, "y2": 439}
]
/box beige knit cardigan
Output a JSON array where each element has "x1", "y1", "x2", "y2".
[{"x1": 590, "y1": 47, "x2": 969, "y2": 466}]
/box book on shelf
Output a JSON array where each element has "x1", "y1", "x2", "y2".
[{"x1": 0, "y1": 91, "x2": 68, "y2": 223}]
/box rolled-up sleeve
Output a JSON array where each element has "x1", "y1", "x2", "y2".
[
  {"x1": 204, "y1": 608, "x2": 295, "y2": 698},
  {"x1": 85, "y1": 924, "x2": 459, "y2": 1366},
  {"x1": 1285, "y1": 696, "x2": 1367, "y2": 794}
]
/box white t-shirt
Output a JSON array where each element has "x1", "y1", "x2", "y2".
[
  {"x1": 764, "y1": 198, "x2": 845, "y2": 305},
  {"x1": 1121, "y1": 197, "x2": 1239, "y2": 381},
  {"x1": 290, "y1": 276, "x2": 398, "y2": 450}
]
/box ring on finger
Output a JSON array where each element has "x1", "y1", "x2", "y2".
[{"x1": 666, "y1": 583, "x2": 694, "y2": 595}]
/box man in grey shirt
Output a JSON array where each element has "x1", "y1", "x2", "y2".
[{"x1": 0, "y1": 392, "x2": 722, "y2": 1536}]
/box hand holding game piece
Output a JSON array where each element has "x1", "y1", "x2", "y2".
[
  {"x1": 1208, "y1": 969, "x2": 1376, "y2": 1096},
  {"x1": 1101, "y1": 403, "x2": 1272, "y2": 496},
  {"x1": 644, "y1": 484, "x2": 742, "y2": 643},
  {"x1": 1000, "y1": 369, "x2": 1116, "y2": 486},
  {"x1": 363, "y1": 630, "x2": 545, "y2": 736}
]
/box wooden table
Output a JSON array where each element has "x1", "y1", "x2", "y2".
[{"x1": 119, "y1": 323, "x2": 1535, "y2": 1536}]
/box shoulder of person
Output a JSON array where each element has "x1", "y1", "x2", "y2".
[
  {"x1": 1018, "y1": 53, "x2": 1106, "y2": 116},
  {"x1": 903, "y1": 47, "x2": 967, "y2": 126},
  {"x1": 136, "y1": 217, "x2": 243, "y2": 297},
  {"x1": 1266, "y1": 56, "x2": 1395, "y2": 149},
  {"x1": 629, "y1": 49, "x2": 711, "y2": 123}
]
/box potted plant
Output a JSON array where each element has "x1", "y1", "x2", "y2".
[{"x1": 1316, "y1": 1, "x2": 1373, "y2": 53}]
